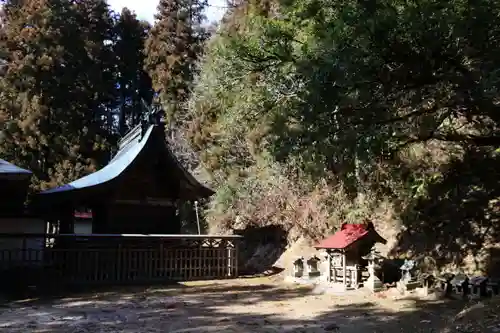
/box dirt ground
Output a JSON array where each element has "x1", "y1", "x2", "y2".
[{"x1": 0, "y1": 277, "x2": 487, "y2": 333}]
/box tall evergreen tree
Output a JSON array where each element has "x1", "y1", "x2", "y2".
[
  {"x1": 0, "y1": 1, "x2": 23, "y2": 77},
  {"x1": 0, "y1": 0, "x2": 115, "y2": 190},
  {"x1": 73, "y1": 0, "x2": 118, "y2": 134},
  {"x1": 114, "y1": 8, "x2": 153, "y2": 135},
  {"x1": 144, "y1": 0, "x2": 209, "y2": 126}
]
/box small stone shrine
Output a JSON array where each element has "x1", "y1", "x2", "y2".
[
  {"x1": 450, "y1": 273, "x2": 469, "y2": 298},
  {"x1": 306, "y1": 255, "x2": 321, "y2": 277},
  {"x1": 420, "y1": 273, "x2": 435, "y2": 288},
  {"x1": 397, "y1": 259, "x2": 420, "y2": 293},
  {"x1": 419, "y1": 273, "x2": 435, "y2": 296},
  {"x1": 437, "y1": 273, "x2": 455, "y2": 296},
  {"x1": 487, "y1": 278, "x2": 500, "y2": 297},
  {"x1": 293, "y1": 257, "x2": 305, "y2": 278},
  {"x1": 362, "y1": 249, "x2": 384, "y2": 292},
  {"x1": 469, "y1": 276, "x2": 488, "y2": 299}
]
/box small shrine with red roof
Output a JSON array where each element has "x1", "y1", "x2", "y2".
[{"x1": 314, "y1": 221, "x2": 386, "y2": 290}]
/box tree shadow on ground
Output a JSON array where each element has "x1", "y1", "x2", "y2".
[
  {"x1": 392, "y1": 148, "x2": 500, "y2": 274},
  {"x1": 0, "y1": 279, "x2": 475, "y2": 333}
]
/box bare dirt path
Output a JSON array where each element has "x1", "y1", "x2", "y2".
[{"x1": 0, "y1": 277, "x2": 471, "y2": 332}]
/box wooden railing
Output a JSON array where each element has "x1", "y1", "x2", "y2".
[{"x1": 0, "y1": 233, "x2": 242, "y2": 287}]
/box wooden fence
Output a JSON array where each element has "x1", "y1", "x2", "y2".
[{"x1": 0, "y1": 233, "x2": 241, "y2": 287}]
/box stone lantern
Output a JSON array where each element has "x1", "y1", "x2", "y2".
[
  {"x1": 400, "y1": 259, "x2": 416, "y2": 282},
  {"x1": 292, "y1": 257, "x2": 305, "y2": 278},
  {"x1": 362, "y1": 249, "x2": 384, "y2": 292}
]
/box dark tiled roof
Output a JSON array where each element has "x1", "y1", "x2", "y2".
[
  {"x1": 41, "y1": 125, "x2": 151, "y2": 194},
  {"x1": 40, "y1": 124, "x2": 213, "y2": 199}
]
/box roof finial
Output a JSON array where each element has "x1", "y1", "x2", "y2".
[{"x1": 140, "y1": 99, "x2": 166, "y2": 137}]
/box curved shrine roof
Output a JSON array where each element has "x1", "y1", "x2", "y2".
[
  {"x1": 39, "y1": 124, "x2": 213, "y2": 199},
  {"x1": 40, "y1": 125, "x2": 153, "y2": 195},
  {"x1": 0, "y1": 159, "x2": 32, "y2": 175},
  {"x1": 315, "y1": 223, "x2": 386, "y2": 250}
]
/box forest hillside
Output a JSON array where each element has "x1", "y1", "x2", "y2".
[{"x1": 1, "y1": 0, "x2": 500, "y2": 274}]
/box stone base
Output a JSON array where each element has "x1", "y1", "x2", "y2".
[
  {"x1": 415, "y1": 286, "x2": 430, "y2": 297},
  {"x1": 284, "y1": 275, "x2": 321, "y2": 285},
  {"x1": 397, "y1": 280, "x2": 421, "y2": 294},
  {"x1": 313, "y1": 282, "x2": 350, "y2": 295},
  {"x1": 293, "y1": 272, "x2": 304, "y2": 278},
  {"x1": 308, "y1": 271, "x2": 321, "y2": 278},
  {"x1": 365, "y1": 275, "x2": 384, "y2": 292}
]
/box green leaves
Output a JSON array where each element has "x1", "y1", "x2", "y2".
[{"x1": 114, "y1": 8, "x2": 153, "y2": 135}]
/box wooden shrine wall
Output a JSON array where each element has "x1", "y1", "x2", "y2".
[
  {"x1": 0, "y1": 179, "x2": 30, "y2": 216},
  {"x1": 103, "y1": 203, "x2": 180, "y2": 234}
]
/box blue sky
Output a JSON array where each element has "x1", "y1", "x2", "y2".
[{"x1": 107, "y1": 0, "x2": 227, "y2": 24}]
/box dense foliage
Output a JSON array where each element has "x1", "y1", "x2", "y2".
[
  {"x1": 185, "y1": 0, "x2": 500, "y2": 257},
  {"x1": 0, "y1": 0, "x2": 200, "y2": 190},
  {"x1": 0, "y1": 0, "x2": 118, "y2": 189},
  {"x1": 114, "y1": 8, "x2": 154, "y2": 135},
  {"x1": 1, "y1": 0, "x2": 500, "y2": 267},
  {"x1": 144, "y1": 0, "x2": 208, "y2": 124}
]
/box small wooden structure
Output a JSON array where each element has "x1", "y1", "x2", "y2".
[{"x1": 315, "y1": 222, "x2": 386, "y2": 290}]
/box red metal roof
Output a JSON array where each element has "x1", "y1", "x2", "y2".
[{"x1": 315, "y1": 223, "x2": 371, "y2": 249}]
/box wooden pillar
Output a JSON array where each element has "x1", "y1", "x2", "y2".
[
  {"x1": 55, "y1": 204, "x2": 74, "y2": 254},
  {"x1": 227, "y1": 244, "x2": 232, "y2": 277},
  {"x1": 92, "y1": 204, "x2": 108, "y2": 233},
  {"x1": 354, "y1": 264, "x2": 358, "y2": 289},
  {"x1": 342, "y1": 249, "x2": 347, "y2": 288},
  {"x1": 234, "y1": 240, "x2": 239, "y2": 278},
  {"x1": 327, "y1": 252, "x2": 332, "y2": 282}
]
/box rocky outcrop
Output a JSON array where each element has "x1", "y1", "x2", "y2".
[{"x1": 233, "y1": 225, "x2": 287, "y2": 275}]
